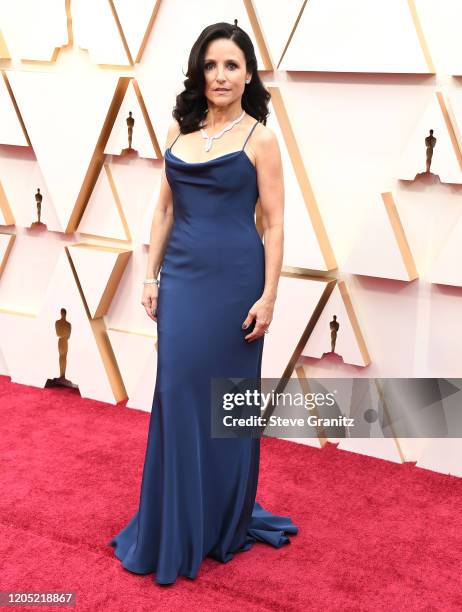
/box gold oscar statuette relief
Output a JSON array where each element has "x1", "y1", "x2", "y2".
[
  {"x1": 121, "y1": 111, "x2": 139, "y2": 157},
  {"x1": 412, "y1": 129, "x2": 440, "y2": 183},
  {"x1": 30, "y1": 187, "x2": 47, "y2": 230},
  {"x1": 47, "y1": 308, "x2": 78, "y2": 390}
]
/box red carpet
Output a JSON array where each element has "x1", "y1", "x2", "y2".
[{"x1": 1, "y1": 374, "x2": 461, "y2": 611}]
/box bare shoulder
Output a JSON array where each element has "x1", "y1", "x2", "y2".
[
  {"x1": 168, "y1": 118, "x2": 181, "y2": 133},
  {"x1": 253, "y1": 122, "x2": 281, "y2": 164},
  {"x1": 165, "y1": 118, "x2": 181, "y2": 149},
  {"x1": 254, "y1": 122, "x2": 277, "y2": 144}
]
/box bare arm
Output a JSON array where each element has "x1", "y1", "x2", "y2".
[
  {"x1": 242, "y1": 125, "x2": 285, "y2": 341},
  {"x1": 257, "y1": 126, "x2": 284, "y2": 301},
  {"x1": 142, "y1": 120, "x2": 179, "y2": 321}
]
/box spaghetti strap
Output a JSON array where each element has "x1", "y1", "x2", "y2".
[
  {"x1": 168, "y1": 130, "x2": 181, "y2": 153},
  {"x1": 242, "y1": 120, "x2": 259, "y2": 150}
]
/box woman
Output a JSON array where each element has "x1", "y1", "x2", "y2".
[{"x1": 108, "y1": 19, "x2": 298, "y2": 586}]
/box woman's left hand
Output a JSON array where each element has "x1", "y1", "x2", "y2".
[{"x1": 242, "y1": 295, "x2": 275, "y2": 342}]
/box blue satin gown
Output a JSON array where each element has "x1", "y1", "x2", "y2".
[{"x1": 108, "y1": 119, "x2": 298, "y2": 585}]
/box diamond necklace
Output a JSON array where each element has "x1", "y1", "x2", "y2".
[{"x1": 199, "y1": 110, "x2": 246, "y2": 152}]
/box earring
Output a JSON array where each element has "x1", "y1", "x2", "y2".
[{"x1": 245, "y1": 79, "x2": 251, "y2": 84}]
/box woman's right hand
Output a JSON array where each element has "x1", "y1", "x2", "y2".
[{"x1": 142, "y1": 284, "x2": 159, "y2": 322}]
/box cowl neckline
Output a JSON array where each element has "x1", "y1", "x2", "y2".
[{"x1": 166, "y1": 148, "x2": 255, "y2": 172}]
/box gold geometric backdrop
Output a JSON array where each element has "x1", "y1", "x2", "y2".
[{"x1": 1, "y1": 0, "x2": 462, "y2": 477}]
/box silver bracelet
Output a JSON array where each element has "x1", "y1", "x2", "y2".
[{"x1": 143, "y1": 278, "x2": 160, "y2": 286}]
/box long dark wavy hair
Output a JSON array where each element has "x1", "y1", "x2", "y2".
[{"x1": 171, "y1": 20, "x2": 270, "y2": 134}]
